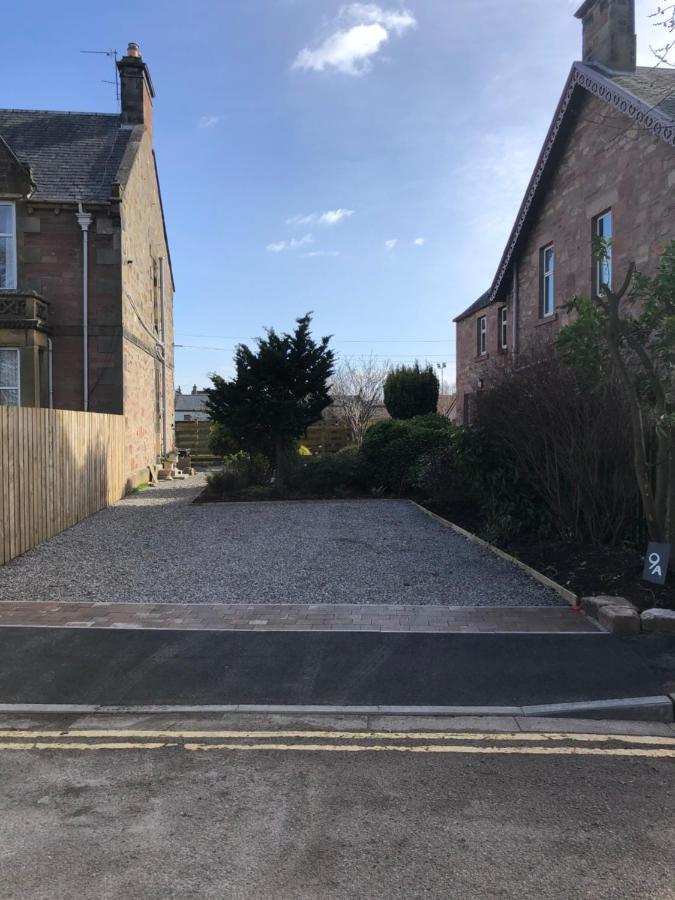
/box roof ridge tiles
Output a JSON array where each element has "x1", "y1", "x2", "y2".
[{"x1": 0, "y1": 108, "x2": 120, "y2": 118}]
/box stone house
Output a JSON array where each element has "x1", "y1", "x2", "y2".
[
  {"x1": 454, "y1": 0, "x2": 675, "y2": 424},
  {"x1": 175, "y1": 386, "x2": 210, "y2": 422},
  {"x1": 0, "y1": 43, "x2": 175, "y2": 486}
]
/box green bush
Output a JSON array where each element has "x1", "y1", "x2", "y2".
[
  {"x1": 451, "y1": 426, "x2": 552, "y2": 544},
  {"x1": 206, "y1": 467, "x2": 248, "y2": 496},
  {"x1": 383, "y1": 363, "x2": 439, "y2": 419},
  {"x1": 209, "y1": 422, "x2": 239, "y2": 458},
  {"x1": 361, "y1": 414, "x2": 454, "y2": 494},
  {"x1": 206, "y1": 451, "x2": 271, "y2": 497},
  {"x1": 290, "y1": 446, "x2": 365, "y2": 496},
  {"x1": 415, "y1": 443, "x2": 460, "y2": 507}
]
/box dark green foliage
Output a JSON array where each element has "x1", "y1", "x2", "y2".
[
  {"x1": 361, "y1": 414, "x2": 454, "y2": 494},
  {"x1": 383, "y1": 363, "x2": 439, "y2": 419},
  {"x1": 450, "y1": 425, "x2": 553, "y2": 544},
  {"x1": 289, "y1": 446, "x2": 366, "y2": 497},
  {"x1": 205, "y1": 451, "x2": 271, "y2": 497},
  {"x1": 206, "y1": 314, "x2": 334, "y2": 488},
  {"x1": 206, "y1": 467, "x2": 248, "y2": 496},
  {"x1": 208, "y1": 422, "x2": 239, "y2": 458},
  {"x1": 557, "y1": 241, "x2": 675, "y2": 552}
]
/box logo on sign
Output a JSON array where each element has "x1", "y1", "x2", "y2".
[
  {"x1": 648, "y1": 553, "x2": 662, "y2": 578},
  {"x1": 642, "y1": 542, "x2": 670, "y2": 586}
]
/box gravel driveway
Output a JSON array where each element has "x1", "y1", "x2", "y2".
[{"x1": 0, "y1": 477, "x2": 562, "y2": 607}]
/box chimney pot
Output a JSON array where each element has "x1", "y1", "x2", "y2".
[
  {"x1": 126, "y1": 42, "x2": 142, "y2": 59},
  {"x1": 192, "y1": 384, "x2": 198, "y2": 395}
]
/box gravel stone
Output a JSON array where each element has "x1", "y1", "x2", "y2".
[{"x1": 0, "y1": 477, "x2": 563, "y2": 607}]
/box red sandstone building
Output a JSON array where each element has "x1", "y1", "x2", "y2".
[
  {"x1": 0, "y1": 44, "x2": 175, "y2": 484},
  {"x1": 454, "y1": 0, "x2": 675, "y2": 424}
]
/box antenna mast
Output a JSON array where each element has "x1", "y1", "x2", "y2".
[{"x1": 80, "y1": 49, "x2": 119, "y2": 101}]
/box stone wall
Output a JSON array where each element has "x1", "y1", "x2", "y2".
[
  {"x1": 455, "y1": 88, "x2": 675, "y2": 422},
  {"x1": 120, "y1": 126, "x2": 175, "y2": 482},
  {"x1": 8, "y1": 199, "x2": 124, "y2": 414}
]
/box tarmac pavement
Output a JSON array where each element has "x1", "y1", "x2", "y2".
[{"x1": 0, "y1": 627, "x2": 669, "y2": 718}]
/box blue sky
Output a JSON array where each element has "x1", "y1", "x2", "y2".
[{"x1": 1, "y1": 1, "x2": 661, "y2": 390}]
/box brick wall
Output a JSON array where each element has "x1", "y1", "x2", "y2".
[
  {"x1": 456, "y1": 89, "x2": 675, "y2": 422},
  {"x1": 120, "y1": 127, "x2": 175, "y2": 480}
]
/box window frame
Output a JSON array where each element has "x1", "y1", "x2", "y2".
[
  {"x1": 0, "y1": 202, "x2": 17, "y2": 290},
  {"x1": 540, "y1": 243, "x2": 555, "y2": 318},
  {"x1": 477, "y1": 315, "x2": 487, "y2": 356},
  {"x1": 499, "y1": 306, "x2": 508, "y2": 351},
  {"x1": 0, "y1": 347, "x2": 21, "y2": 406},
  {"x1": 594, "y1": 209, "x2": 613, "y2": 297}
]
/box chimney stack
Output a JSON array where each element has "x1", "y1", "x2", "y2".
[
  {"x1": 117, "y1": 42, "x2": 155, "y2": 128},
  {"x1": 575, "y1": 0, "x2": 636, "y2": 72}
]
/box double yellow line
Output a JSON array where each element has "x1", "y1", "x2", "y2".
[{"x1": 0, "y1": 729, "x2": 674, "y2": 758}]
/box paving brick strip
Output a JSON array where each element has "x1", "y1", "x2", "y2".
[{"x1": 0, "y1": 602, "x2": 600, "y2": 634}]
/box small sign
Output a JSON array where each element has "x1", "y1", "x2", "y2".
[{"x1": 642, "y1": 542, "x2": 671, "y2": 585}]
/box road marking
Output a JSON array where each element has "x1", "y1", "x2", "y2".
[
  {"x1": 0, "y1": 730, "x2": 674, "y2": 745},
  {"x1": 0, "y1": 740, "x2": 672, "y2": 758}
]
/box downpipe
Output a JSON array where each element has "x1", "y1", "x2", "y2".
[
  {"x1": 76, "y1": 202, "x2": 93, "y2": 411},
  {"x1": 159, "y1": 256, "x2": 168, "y2": 457}
]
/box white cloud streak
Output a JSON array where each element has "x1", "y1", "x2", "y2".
[
  {"x1": 266, "y1": 234, "x2": 314, "y2": 253},
  {"x1": 292, "y1": 4, "x2": 416, "y2": 76},
  {"x1": 306, "y1": 250, "x2": 341, "y2": 257},
  {"x1": 384, "y1": 238, "x2": 398, "y2": 250},
  {"x1": 286, "y1": 208, "x2": 354, "y2": 226},
  {"x1": 198, "y1": 115, "x2": 221, "y2": 129},
  {"x1": 413, "y1": 237, "x2": 425, "y2": 246}
]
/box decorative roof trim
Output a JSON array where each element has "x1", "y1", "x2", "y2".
[
  {"x1": 573, "y1": 64, "x2": 675, "y2": 146},
  {"x1": 486, "y1": 61, "x2": 675, "y2": 307}
]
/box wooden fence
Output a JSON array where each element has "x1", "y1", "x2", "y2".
[
  {"x1": 302, "y1": 421, "x2": 352, "y2": 454},
  {"x1": 175, "y1": 420, "x2": 217, "y2": 460},
  {"x1": 0, "y1": 407, "x2": 126, "y2": 565}
]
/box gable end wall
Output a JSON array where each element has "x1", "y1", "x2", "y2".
[{"x1": 455, "y1": 90, "x2": 675, "y2": 422}]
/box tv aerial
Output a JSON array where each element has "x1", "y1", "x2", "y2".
[{"x1": 80, "y1": 49, "x2": 120, "y2": 100}]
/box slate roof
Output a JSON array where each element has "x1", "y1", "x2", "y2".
[
  {"x1": 454, "y1": 290, "x2": 491, "y2": 324},
  {"x1": 175, "y1": 392, "x2": 209, "y2": 413},
  {"x1": 605, "y1": 66, "x2": 675, "y2": 122},
  {"x1": 0, "y1": 110, "x2": 133, "y2": 202}
]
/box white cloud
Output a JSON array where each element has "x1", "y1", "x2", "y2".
[
  {"x1": 292, "y1": 4, "x2": 416, "y2": 76},
  {"x1": 198, "y1": 115, "x2": 220, "y2": 129},
  {"x1": 319, "y1": 208, "x2": 354, "y2": 224},
  {"x1": 384, "y1": 238, "x2": 398, "y2": 250},
  {"x1": 286, "y1": 208, "x2": 354, "y2": 226},
  {"x1": 413, "y1": 237, "x2": 425, "y2": 246},
  {"x1": 343, "y1": 3, "x2": 416, "y2": 35},
  {"x1": 266, "y1": 234, "x2": 314, "y2": 253},
  {"x1": 306, "y1": 250, "x2": 341, "y2": 257}
]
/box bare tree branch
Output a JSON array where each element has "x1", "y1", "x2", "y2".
[
  {"x1": 650, "y1": 4, "x2": 675, "y2": 66},
  {"x1": 330, "y1": 356, "x2": 391, "y2": 446}
]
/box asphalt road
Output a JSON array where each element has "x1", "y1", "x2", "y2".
[
  {"x1": 0, "y1": 725, "x2": 673, "y2": 899},
  {"x1": 0, "y1": 627, "x2": 665, "y2": 708}
]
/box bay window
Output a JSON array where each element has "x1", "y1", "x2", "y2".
[{"x1": 0, "y1": 348, "x2": 20, "y2": 406}]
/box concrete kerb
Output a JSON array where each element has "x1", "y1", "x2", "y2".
[
  {"x1": 0, "y1": 696, "x2": 671, "y2": 722},
  {"x1": 410, "y1": 501, "x2": 579, "y2": 607}
]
